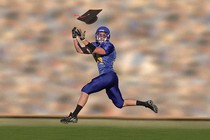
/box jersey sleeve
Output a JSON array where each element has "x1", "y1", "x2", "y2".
[
  {"x1": 101, "y1": 42, "x2": 115, "y2": 55},
  {"x1": 91, "y1": 41, "x2": 100, "y2": 47}
]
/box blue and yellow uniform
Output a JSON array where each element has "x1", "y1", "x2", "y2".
[
  {"x1": 60, "y1": 26, "x2": 158, "y2": 124},
  {"x1": 81, "y1": 41, "x2": 124, "y2": 108}
]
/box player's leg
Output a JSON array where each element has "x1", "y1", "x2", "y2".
[
  {"x1": 106, "y1": 88, "x2": 158, "y2": 113},
  {"x1": 70, "y1": 92, "x2": 89, "y2": 117},
  {"x1": 105, "y1": 73, "x2": 158, "y2": 113},
  {"x1": 61, "y1": 73, "x2": 114, "y2": 123},
  {"x1": 123, "y1": 99, "x2": 149, "y2": 107},
  {"x1": 106, "y1": 87, "x2": 124, "y2": 108},
  {"x1": 106, "y1": 88, "x2": 151, "y2": 109},
  {"x1": 123, "y1": 99, "x2": 158, "y2": 113},
  {"x1": 60, "y1": 92, "x2": 88, "y2": 124}
]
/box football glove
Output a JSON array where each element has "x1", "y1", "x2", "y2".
[
  {"x1": 72, "y1": 27, "x2": 78, "y2": 38},
  {"x1": 77, "y1": 29, "x2": 86, "y2": 41}
]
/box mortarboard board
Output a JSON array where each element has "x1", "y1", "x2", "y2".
[{"x1": 77, "y1": 9, "x2": 102, "y2": 24}]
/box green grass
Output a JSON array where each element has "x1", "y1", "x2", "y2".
[{"x1": 0, "y1": 119, "x2": 210, "y2": 140}]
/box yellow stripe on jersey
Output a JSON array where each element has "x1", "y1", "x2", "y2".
[{"x1": 97, "y1": 57, "x2": 103, "y2": 63}]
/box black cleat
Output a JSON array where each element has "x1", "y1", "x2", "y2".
[
  {"x1": 60, "y1": 112, "x2": 78, "y2": 124},
  {"x1": 146, "y1": 100, "x2": 158, "y2": 113}
]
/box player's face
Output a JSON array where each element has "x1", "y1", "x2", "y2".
[{"x1": 97, "y1": 32, "x2": 107, "y2": 42}]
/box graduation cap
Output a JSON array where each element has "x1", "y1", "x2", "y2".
[{"x1": 77, "y1": 9, "x2": 102, "y2": 24}]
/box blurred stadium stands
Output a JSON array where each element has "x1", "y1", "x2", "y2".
[{"x1": 0, "y1": 0, "x2": 210, "y2": 117}]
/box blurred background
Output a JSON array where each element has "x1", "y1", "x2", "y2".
[{"x1": 0, "y1": 0, "x2": 209, "y2": 118}]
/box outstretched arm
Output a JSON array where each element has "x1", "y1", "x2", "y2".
[
  {"x1": 73, "y1": 38, "x2": 90, "y2": 54},
  {"x1": 72, "y1": 27, "x2": 90, "y2": 54},
  {"x1": 81, "y1": 39, "x2": 106, "y2": 55}
]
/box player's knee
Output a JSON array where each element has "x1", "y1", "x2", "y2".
[
  {"x1": 81, "y1": 80, "x2": 98, "y2": 94},
  {"x1": 81, "y1": 86, "x2": 91, "y2": 94},
  {"x1": 114, "y1": 102, "x2": 123, "y2": 109}
]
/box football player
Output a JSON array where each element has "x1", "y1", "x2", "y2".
[{"x1": 60, "y1": 26, "x2": 158, "y2": 123}]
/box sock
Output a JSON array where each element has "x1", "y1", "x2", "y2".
[
  {"x1": 136, "y1": 100, "x2": 148, "y2": 107},
  {"x1": 72, "y1": 105, "x2": 83, "y2": 117}
]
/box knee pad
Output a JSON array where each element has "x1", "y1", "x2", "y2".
[
  {"x1": 113, "y1": 101, "x2": 124, "y2": 109},
  {"x1": 81, "y1": 86, "x2": 91, "y2": 94}
]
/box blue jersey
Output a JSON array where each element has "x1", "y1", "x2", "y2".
[
  {"x1": 91, "y1": 41, "x2": 116, "y2": 75},
  {"x1": 81, "y1": 41, "x2": 124, "y2": 108}
]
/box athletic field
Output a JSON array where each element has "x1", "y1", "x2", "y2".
[{"x1": 0, "y1": 118, "x2": 210, "y2": 140}]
